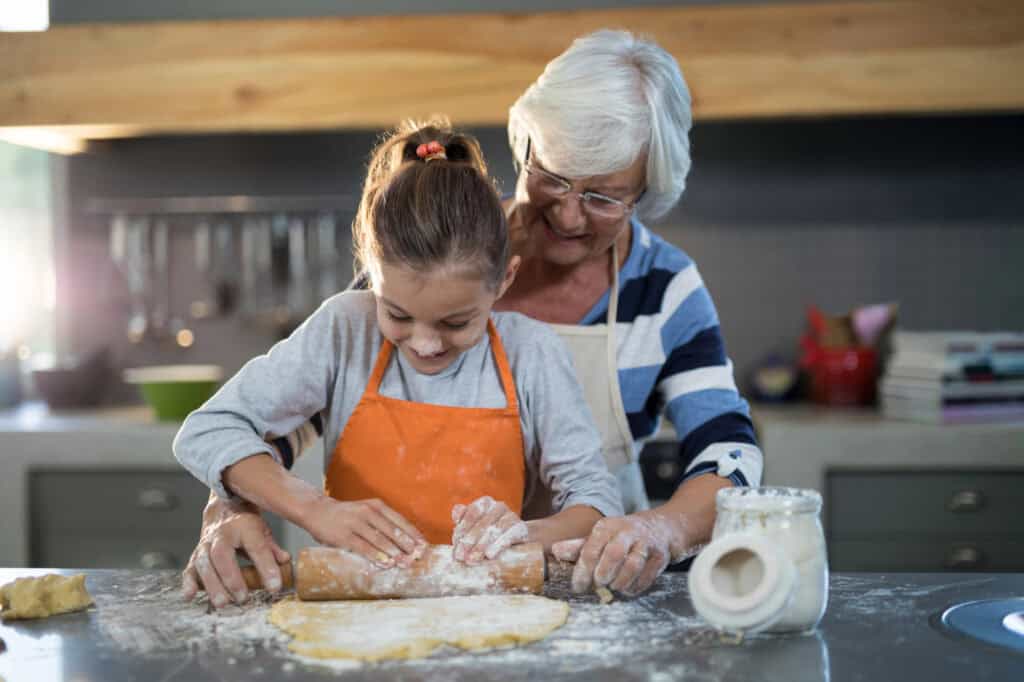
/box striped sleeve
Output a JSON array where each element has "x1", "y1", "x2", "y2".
[
  {"x1": 652, "y1": 267, "x2": 762, "y2": 487},
  {"x1": 268, "y1": 411, "x2": 324, "y2": 470},
  {"x1": 600, "y1": 222, "x2": 764, "y2": 489}
]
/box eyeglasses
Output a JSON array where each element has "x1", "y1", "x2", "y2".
[{"x1": 520, "y1": 140, "x2": 644, "y2": 221}]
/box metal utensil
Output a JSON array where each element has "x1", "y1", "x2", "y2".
[
  {"x1": 317, "y1": 212, "x2": 339, "y2": 300},
  {"x1": 213, "y1": 220, "x2": 239, "y2": 315},
  {"x1": 126, "y1": 217, "x2": 150, "y2": 344},
  {"x1": 190, "y1": 219, "x2": 216, "y2": 320},
  {"x1": 288, "y1": 215, "x2": 309, "y2": 314},
  {"x1": 150, "y1": 218, "x2": 170, "y2": 336}
]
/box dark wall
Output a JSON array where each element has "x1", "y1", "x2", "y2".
[
  {"x1": 667, "y1": 115, "x2": 1024, "y2": 387},
  {"x1": 62, "y1": 114, "x2": 1024, "y2": 402}
]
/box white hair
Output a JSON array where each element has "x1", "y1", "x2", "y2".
[{"x1": 508, "y1": 29, "x2": 693, "y2": 221}]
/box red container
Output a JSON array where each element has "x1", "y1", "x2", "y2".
[{"x1": 807, "y1": 346, "x2": 878, "y2": 406}]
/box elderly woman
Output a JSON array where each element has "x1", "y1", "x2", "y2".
[
  {"x1": 182, "y1": 30, "x2": 762, "y2": 606},
  {"x1": 498, "y1": 30, "x2": 762, "y2": 595}
]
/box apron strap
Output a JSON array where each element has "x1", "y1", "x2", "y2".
[
  {"x1": 605, "y1": 241, "x2": 635, "y2": 458},
  {"x1": 365, "y1": 337, "x2": 394, "y2": 396},
  {"x1": 366, "y1": 321, "x2": 518, "y2": 410},
  {"x1": 487, "y1": 318, "x2": 520, "y2": 412}
]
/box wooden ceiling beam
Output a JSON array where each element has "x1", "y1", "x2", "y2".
[{"x1": 1, "y1": 1, "x2": 1021, "y2": 148}]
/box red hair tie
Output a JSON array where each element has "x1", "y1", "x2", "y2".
[{"x1": 416, "y1": 140, "x2": 447, "y2": 162}]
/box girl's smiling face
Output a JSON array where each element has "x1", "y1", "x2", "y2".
[{"x1": 372, "y1": 259, "x2": 518, "y2": 375}]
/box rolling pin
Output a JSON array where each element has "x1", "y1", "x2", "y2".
[{"x1": 207, "y1": 542, "x2": 545, "y2": 601}]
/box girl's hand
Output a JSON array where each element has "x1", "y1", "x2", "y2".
[
  {"x1": 303, "y1": 497, "x2": 427, "y2": 568},
  {"x1": 451, "y1": 496, "x2": 529, "y2": 564}
]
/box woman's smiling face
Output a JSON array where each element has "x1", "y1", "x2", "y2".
[
  {"x1": 372, "y1": 260, "x2": 517, "y2": 375},
  {"x1": 522, "y1": 150, "x2": 646, "y2": 267}
]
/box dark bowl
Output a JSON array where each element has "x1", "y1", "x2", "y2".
[{"x1": 32, "y1": 350, "x2": 110, "y2": 409}]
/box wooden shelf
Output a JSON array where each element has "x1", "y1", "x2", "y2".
[{"x1": 1, "y1": 1, "x2": 1022, "y2": 153}]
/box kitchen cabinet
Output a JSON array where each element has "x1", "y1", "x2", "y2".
[
  {"x1": 28, "y1": 470, "x2": 285, "y2": 570},
  {"x1": 0, "y1": 404, "x2": 318, "y2": 568},
  {"x1": 754, "y1": 404, "x2": 1024, "y2": 572},
  {"x1": 827, "y1": 470, "x2": 1024, "y2": 571}
]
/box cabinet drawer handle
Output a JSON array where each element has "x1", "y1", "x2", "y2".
[
  {"x1": 137, "y1": 488, "x2": 178, "y2": 511},
  {"x1": 947, "y1": 490, "x2": 985, "y2": 513},
  {"x1": 945, "y1": 545, "x2": 984, "y2": 570},
  {"x1": 139, "y1": 551, "x2": 178, "y2": 570}
]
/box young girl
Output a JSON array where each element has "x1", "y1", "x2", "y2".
[{"x1": 174, "y1": 121, "x2": 622, "y2": 606}]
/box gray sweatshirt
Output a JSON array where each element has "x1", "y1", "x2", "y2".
[{"x1": 173, "y1": 290, "x2": 624, "y2": 519}]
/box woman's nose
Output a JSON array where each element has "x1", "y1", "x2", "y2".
[{"x1": 551, "y1": 194, "x2": 587, "y2": 233}]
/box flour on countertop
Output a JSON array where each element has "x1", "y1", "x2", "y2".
[
  {"x1": 92, "y1": 566, "x2": 716, "y2": 679},
  {"x1": 828, "y1": 574, "x2": 996, "y2": 618},
  {"x1": 93, "y1": 574, "x2": 290, "y2": 658}
]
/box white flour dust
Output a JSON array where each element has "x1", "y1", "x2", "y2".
[
  {"x1": 91, "y1": 565, "x2": 712, "y2": 679},
  {"x1": 93, "y1": 574, "x2": 290, "y2": 658},
  {"x1": 828, "y1": 574, "x2": 996, "y2": 617}
]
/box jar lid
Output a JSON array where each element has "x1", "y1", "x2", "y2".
[
  {"x1": 717, "y1": 486, "x2": 822, "y2": 514},
  {"x1": 688, "y1": 532, "x2": 797, "y2": 633}
]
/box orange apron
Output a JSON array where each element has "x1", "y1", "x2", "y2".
[{"x1": 325, "y1": 320, "x2": 526, "y2": 544}]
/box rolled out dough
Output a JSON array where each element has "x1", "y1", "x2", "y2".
[
  {"x1": 269, "y1": 594, "x2": 569, "y2": 661},
  {"x1": 0, "y1": 574, "x2": 93, "y2": 621}
]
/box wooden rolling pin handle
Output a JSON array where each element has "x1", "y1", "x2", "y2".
[
  {"x1": 238, "y1": 561, "x2": 294, "y2": 591},
  {"x1": 197, "y1": 560, "x2": 294, "y2": 592}
]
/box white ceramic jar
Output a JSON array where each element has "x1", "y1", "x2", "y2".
[{"x1": 688, "y1": 487, "x2": 829, "y2": 635}]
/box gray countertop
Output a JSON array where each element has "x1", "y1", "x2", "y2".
[{"x1": 1, "y1": 568, "x2": 1022, "y2": 682}]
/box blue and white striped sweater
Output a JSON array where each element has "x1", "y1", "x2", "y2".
[
  {"x1": 271, "y1": 219, "x2": 763, "y2": 491},
  {"x1": 581, "y1": 219, "x2": 762, "y2": 488}
]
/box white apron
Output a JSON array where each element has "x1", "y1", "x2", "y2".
[{"x1": 524, "y1": 243, "x2": 650, "y2": 517}]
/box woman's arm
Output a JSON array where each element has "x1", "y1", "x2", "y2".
[
  {"x1": 181, "y1": 489, "x2": 290, "y2": 608},
  {"x1": 554, "y1": 473, "x2": 731, "y2": 596},
  {"x1": 556, "y1": 260, "x2": 764, "y2": 595}
]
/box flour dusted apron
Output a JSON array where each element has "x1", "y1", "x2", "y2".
[
  {"x1": 326, "y1": 320, "x2": 527, "y2": 545},
  {"x1": 524, "y1": 243, "x2": 649, "y2": 517}
]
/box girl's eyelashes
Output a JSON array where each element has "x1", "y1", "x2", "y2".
[
  {"x1": 386, "y1": 309, "x2": 472, "y2": 330},
  {"x1": 387, "y1": 310, "x2": 412, "y2": 323}
]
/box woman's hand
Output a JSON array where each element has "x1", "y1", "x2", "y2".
[
  {"x1": 182, "y1": 492, "x2": 290, "y2": 608},
  {"x1": 451, "y1": 496, "x2": 529, "y2": 563},
  {"x1": 551, "y1": 509, "x2": 687, "y2": 597},
  {"x1": 301, "y1": 497, "x2": 427, "y2": 568}
]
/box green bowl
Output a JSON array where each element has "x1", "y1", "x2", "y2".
[{"x1": 123, "y1": 365, "x2": 224, "y2": 421}]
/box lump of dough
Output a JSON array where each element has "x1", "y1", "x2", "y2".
[
  {"x1": 596, "y1": 587, "x2": 614, "y2": 604},
  {"x1": 0, "y1": 574, "x2": 94, "y2": 621},
  {"x1": 269, "y1": 594, "x2": 569, "y2": 661}
]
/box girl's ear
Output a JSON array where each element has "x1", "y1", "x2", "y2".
[{"x1": 497, "y1": 255, "x2": 521, "y2": 300}]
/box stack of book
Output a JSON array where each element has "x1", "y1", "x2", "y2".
[{"x1": 880, "y1": 331, "x2": 1024, "y2": 424}]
